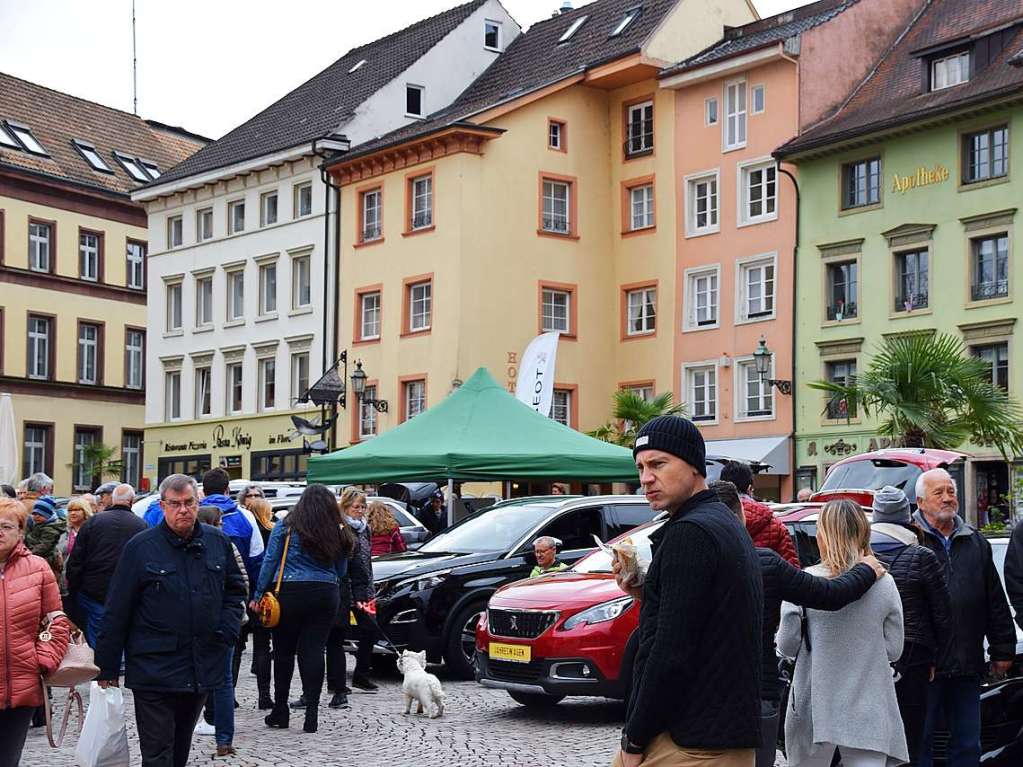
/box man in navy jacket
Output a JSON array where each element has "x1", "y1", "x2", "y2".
[{"x1": 96, "y1": 473, "x2": 246, "y2": 767}]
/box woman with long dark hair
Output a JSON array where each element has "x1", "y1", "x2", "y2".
[
  {"x1": 246, "y1": 496, "x2": 277, "y2": 709},
  {"x1": 252, "y1": 485, "x2": 354, "y2": 733}
]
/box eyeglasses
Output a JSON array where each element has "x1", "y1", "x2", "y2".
[
  {"x1": 0, "y1": 522, "x2": 20, "y2": 534},
  {"x1": 163, "y1": 498, "x2": 197, "y2": 510},
  {"x1": 244, "y1": 492, "x2": 264, "y2": 500}
]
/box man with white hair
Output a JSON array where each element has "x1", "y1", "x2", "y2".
[
  {"x1": 529, "y1": 536, "x2": 567, "y2": 577},
  {"x1": 912, "y1": 468, "x2": 1015, "y2": 767},
  {"x1": 21, "y1": 472, "x2": 56, "y2": 517},
  {"x1": 66, "y1": 483, "x2": 147, "y2": 646}
]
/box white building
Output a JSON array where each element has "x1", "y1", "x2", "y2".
[{"x1": 132, "y1": 0, "x2": 520, "y2": 485}]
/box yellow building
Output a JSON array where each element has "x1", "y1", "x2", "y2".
[
  {"x1": 326, "y1": 0, "x2": 756, "y2": 472},
  {"x1": 0, "y1": 73, "x2": 205, "y2": 494}
]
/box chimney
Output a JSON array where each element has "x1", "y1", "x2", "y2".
[{"x1": 560, "y1": 1, "x2": 573, "y2": 13}]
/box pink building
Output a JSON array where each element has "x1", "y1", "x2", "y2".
[{"x1": 660, "y1": 0, "x2": 924, "y2": 500}]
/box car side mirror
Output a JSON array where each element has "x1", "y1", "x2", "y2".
[{"x1": 522, "y1": 550, "x2": 537, "y2": 568}]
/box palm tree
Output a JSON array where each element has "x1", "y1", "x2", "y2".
[
  {"x1": 808, "y1": 333, "x2": 1023, "y2": 457},
  {"x1": 73, "y1": 442, "x2": 123, "y2": 487},
  {"x1": 589, "y1": 390, "x2": 686, "y2": 447}
]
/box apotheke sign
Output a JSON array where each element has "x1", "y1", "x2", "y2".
[{"x1": 891, "y1": 164, "x2": 950, "y2": 194}]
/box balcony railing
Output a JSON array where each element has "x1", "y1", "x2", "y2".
[
  {"x1": 971, "y1": 279, "x2": 1008, "y2": 301},
  {"x1": 542, "y1": 216, "x2": 569, "y2": 234},
  {"x1": 826, "y1": 301, "x2": 857, "y2": 321},
  {"x1": 895, "y1": 292, "x2": 929, "y2": 312}
]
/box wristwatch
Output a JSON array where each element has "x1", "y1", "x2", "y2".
[{"x1": 620, "y1": 732, "x2": 644, "y2": 754}]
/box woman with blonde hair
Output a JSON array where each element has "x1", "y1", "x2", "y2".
[
  {"x1": 368, "y1": 501, "x2": 407, "y2": 556},
  {"x1": 778, "y1": 499, "x2": 907, "y2": 767},
  {"x1": 339, "y1": 488, "x2": 376, "y2": 691},
  {"x1": 246, "y1": 496, "x2": 276, "y2": 709}
]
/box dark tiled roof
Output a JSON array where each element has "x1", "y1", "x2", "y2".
[
  {"x1": 0, "y1": 71, "x2": 207, "y2": 198},
  {"x1": 154, "y1": 0, "x2": 486, "y2": 186},
  {"x1": 337, "y1": 0, "x2": 679, "y2": 162},
  {"x1": 662, "y1": 0, "x2": 854, "y2": 76},
  {"x1": 779, "y1": 0, "x2": 1023, "y2": 156}
]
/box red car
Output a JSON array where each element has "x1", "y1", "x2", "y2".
[
  {"x1": 810, "y1": 447, "x2": 965, "y2": 508},
  {"x1": 475, "y1": 521, "x2": 659, "y2": 707}
]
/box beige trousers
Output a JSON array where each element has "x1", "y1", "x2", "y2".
[{"x1": 611, "y1": 732, "x2": 756, "y2": 767}]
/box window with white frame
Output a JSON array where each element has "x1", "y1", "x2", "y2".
[
  {"x1": 165, "y1": 371, "x2": 182, "y2": 420},
  {"x1": 194, "y1": 366, "x2": 212, "y2": 418},
  {"x1": 360, "y1": 291, "x2": 381, "y2": 340},
  {"x1": 686, "y1": 268, "x2": 718, "y2": 329},
  {"x1": 724, "y1": 80, "x2": 747, "y2": 149},
  {"x1": 740, "y1": 161, "x2": 777, "y2": 224},
  {"x1": 686, "y1": 365, "x2": 717, "y2": 422},
  {"x1": 77, "y1": 323, "x2": 99, "y2": 384},
  {"x1": 931, "y1": 51, "x2": 969, "y2": 91},
  {"x1": 226, "y1": 268, "x2": 245, "y2": 321},
  {"x1": 166, "y1": 281, "x2": 183, "y2": 332},
  {"x1": 361, "y1": 189, "x2": 382, "y2": 241},
  {"x1": 406, "y1": 84, "x2": 424, "y2": 117},
  {"x1": 686, "y1": 172, "x2": 719, "y2": 235},
  {"x1": 359, "y1": 385, "x2": 378, "y2": 439},
  {"x1": 404, "y1": 379, "x2": 426, "y2": 420},
  {"x1": 29, "y1": 222, "x2": 51, "y2": 271},
  {"x1": 258, "y1": 261, "x2": 277, "y2": 316},
  {"x1": 79, "y1": 232, "x2": 100, "y2": 281},
  {"x1": 751, "y1": 84, "x2": 765, "y2": 114},
  {"x1": 738, "y1": 256, "x2": 776, "y2": 321},
  {"x1": 294, "y1": 182, "x2": 313, "y2": 218},
  {"x1": 27, "y1": 316, "x2": 51, "y2": 379},
  {"x1": 125, "y1": 329, "x2": 144, "y2": 389},
  {"x1": 629, "y1": 184, "x2": 654, "y2": 230},
  {"x1": 258, "y1": 357, "x2": 276, "y2": 411},
  {"x1": 408, "y1": 281, "x2": 432, "y2": 332},
  {"x1": 23, "y1": 425, "x2": 49, "y2": 476},
  {"x1": 122, "y1": 432, "x2": 142, "y2": 488},
  {"x1": 226, "y1": 363, "x2": 243, "y2": 414},
  {"x1": 623, "y1": 384, "x2": 654, "y2": 402},
  {"x1": 197, "y1": 207, "x2": 214, "y2": 241},
  {"x1": 626, "y1": 100, "x2": 653, "y2": 156},
  {"x1": 484, "y1": 19, "x2": 502, "y2": 50},
  {"x1": 737, "y1": 359, "x2": 773, "y2": 419},
  {"x1": 626, "y1": 286, "x2": 656, "y2": 335},
  {"x1": 167, "y1": 215, "x2": 183, "y2": 248},
  {"x1": 126, "y1": 241, "x2": 145, "y2": 289},
  {"x1": 72, "y1": 429, "x2": 97, "y2": 491},
  {"x1": 551, "y1": 389, "x2": 572, "y2": 426},
  {"x1": 228, "y1": 200, "x2": 245, "y2": 234},
  {"x1": 411, "y1": 175, "x2": 433, "y2": 229},
  {"x1": 292, "y1": 254, "x2": 311, "y2": 309},
  {"x1": 542, "y1": 179, "x2": 570, "y2": 233},
  {"x1": 541, "y1": 288, "x2": 571, "y2": 333},
  {"x1": 548, "y1": 120, "x2": 564, "y2": 150},
  {"x1": 195, "y1": 274, "x2": 213, "y2": 327},
  {"x1": 705, "y1": 98, "x2": 718, "y2": 126},
  {"x1": 291, "y1": 352, "x2": 309, "y2": 403},
  {"x1": 261, "y1": 191, "x2": 278, "y2": 227}
]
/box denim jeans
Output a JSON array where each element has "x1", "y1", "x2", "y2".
[
  {"x1": 918, "y1": 675, "x2": 981, "y2": 767},
  {"x1": 210, "y1": 647, "x2": 235, "y2": 746},
  {"x1": 77, "y1": 591, "x2": 105, "y2": 648}
]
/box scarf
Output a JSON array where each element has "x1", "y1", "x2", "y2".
[{"x1": 345, "y1": 515, "x2": 367, "y2": 533}]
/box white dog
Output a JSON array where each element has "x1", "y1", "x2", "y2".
[{"x1": 397, "y1": 650, "x2": 445, "y2": 718}]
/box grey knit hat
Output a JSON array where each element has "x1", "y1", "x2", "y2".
[{"x1": 872, "y1": 485, "x2": 911, "y2": 525}]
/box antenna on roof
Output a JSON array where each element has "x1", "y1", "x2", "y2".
[{"x1": 132, "y1": 0, "x2": 138, "y2": 115}]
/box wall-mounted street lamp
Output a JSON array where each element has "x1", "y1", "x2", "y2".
[
  {"x1": 350, "y1": 360, "x2": 388, "y2": 413},
  {"x1": 753, "y1": 336, "x2": 792, "y2": 395}
]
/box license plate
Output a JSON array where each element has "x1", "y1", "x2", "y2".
[{"x1": 489, "y1": 642, "x2": 531, "y2": 663}]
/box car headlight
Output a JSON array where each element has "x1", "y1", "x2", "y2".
[
  {"x1": 561, "y1": 597, "x2": 634, "y2": 630},
  {"x1": 392, "y1": 569, "x2": 452, "y2": 593}
]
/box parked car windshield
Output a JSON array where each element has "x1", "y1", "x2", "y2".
[
  {"x1": 417, "y1": 503, "x2": 557, "y2": 554},
  {"x1": 387, "y1": 506, "x2": 419, "y2": 529},
  {"x1": 820, "y1": 459, "x2": 922, "y2": 500},
  {"x1": 573, "y1": 521, "x2": 664, "y2": 574}
]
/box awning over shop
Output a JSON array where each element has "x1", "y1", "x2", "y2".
[
  {"x1": 705, "y1": 435, "x2": 791, "y2": 475},
  {"x1": 307, "y1": 367, "x2": 639, "y2": 484}
]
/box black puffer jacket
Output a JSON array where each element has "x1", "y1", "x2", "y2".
[
  {"x1": 871, "y1": 523, "x2": 953, "y2": 666},
  {"x1": 349, "y1": 523, "x2": 373, "y2": 603},
  {"x1": 912, "y1": 511, "x2": 1015, "y2": 676}
]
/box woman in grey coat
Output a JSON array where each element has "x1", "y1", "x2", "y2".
[{"x1": 778, "y1": 499, "x2": 908, "y2": 767}]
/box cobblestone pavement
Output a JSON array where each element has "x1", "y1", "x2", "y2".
[{"x1": 22, "y1": 660, "x2": 786, "y2": 767}]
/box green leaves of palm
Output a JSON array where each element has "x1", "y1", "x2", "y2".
[
  {"x1": 808, "y1": 333, "x2": 1023, "y2": 456},
  {"x1": 589, "y1": 391, "x2": 686, "y2": 447}
]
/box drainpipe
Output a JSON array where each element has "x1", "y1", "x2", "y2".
[{"x1": 777, "y1": 163, "x2": 800, "y2": 494}]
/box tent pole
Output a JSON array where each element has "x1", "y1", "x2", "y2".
[{"x1": 446, "y1": 478, "x2": 455, "y2": 528}]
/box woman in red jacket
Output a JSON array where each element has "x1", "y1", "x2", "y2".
[
  {"x1": 0, "y1": 497, "x2": 70, "y2": 767},
  {"x1": 368, "y1": 502, "x2": 407, "y2": 556}
]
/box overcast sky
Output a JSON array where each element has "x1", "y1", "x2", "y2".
[{"x1": 0, "y1": 0, "x2": 806, "y2": 140}]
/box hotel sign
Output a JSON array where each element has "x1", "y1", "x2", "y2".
[{"x1": 891, "y1": 164, "x2": 950, "y2": 193}]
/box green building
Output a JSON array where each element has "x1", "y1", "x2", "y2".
[{"x1": 777, "y1": 2, "x2": 1023, "y2": 524}]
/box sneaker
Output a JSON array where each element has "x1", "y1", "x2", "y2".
[
  {"x1": 328, "y1": 692, "x2": 349, "y2": 709},
  {"x1": 289, "y1": 695, "x2": 307, "y2": 709},
  {"x1": 351, "y1": 675, "x2": 378, "y2": 692},
  {"x1": 194, "y1": 720, "x2": 216, "y2": 736}
]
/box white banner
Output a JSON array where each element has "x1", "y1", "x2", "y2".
[{"x1": 515, "y1": 332, "x2": 560, "y2": 417}]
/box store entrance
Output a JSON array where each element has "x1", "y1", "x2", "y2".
[{"x1": 974, "y1": 461, "x2": 1009, "y2": 528}]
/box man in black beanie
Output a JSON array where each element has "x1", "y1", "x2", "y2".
[{"x1": 613, "y1": 415, "x2": 763, "y2": 767}]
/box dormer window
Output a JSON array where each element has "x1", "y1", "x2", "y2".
[
  {"x1": 484, "y1": 19, "x2": 502, "y2": 50},
  {"x1": 4, "y1": 121, "x2": 47, "y2": 155},
  {"x1": 931, "y1": 51, "x2": 970, "y2": 91},
  {"x1": 558, "y1": 15, "x2": 588, "y2": 43},
  {"x1": 348, "y1": 59, "x2": 367, "y2": 73},
  {"x1": 610, "y1": 7, "x2": 641, "y2": 37},
  {"x1": 72, "y1": 140, "x2": 112, "y2": 173},
  {"x1": 113, "y1": 151, "x2": 152, "y2": 182},
  {"x1": 406, "y1": 84, "x2": 424, "y2": 118}
]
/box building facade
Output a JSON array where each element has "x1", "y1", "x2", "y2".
[
  {"x1": 0, "y1": 72, "x2": 204, "y2": 494},
  {"x1": 133, "y1": 0, "x2": 520, "y2": 487},
  {"x1": 779, "y1": 0, "x2": 1023, "y2": 523}
]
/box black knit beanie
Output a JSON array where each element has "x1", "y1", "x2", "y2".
[{"x1": 633, "y1": 415, "x2": 707, "y2": 477}]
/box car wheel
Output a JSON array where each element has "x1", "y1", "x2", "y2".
[
  {"x1": 508, "y1": 691, "x2": 564, "y2": 708},
  {"x1": 444, "y1": 600, "x2": 486, "y2": 680}
]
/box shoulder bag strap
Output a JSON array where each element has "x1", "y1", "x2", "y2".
[
  {"x1": 41, "y1": 682, "x2": 83, "y2": 748},
  {"x1": 274, "y1": 532, "x2": 291, "y2": 594}
]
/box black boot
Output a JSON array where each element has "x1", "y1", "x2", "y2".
[
  {"x1": 289, "y1": 694, "x2": 307, "y2": 709},
  {"x1": 351, "y1": 674, "x2": 378, "y2": 692},
  {"x1": 303, "y1": 702, "x2": 319, "y2": 733},
  {"x1": 254, "y1": 645, "x2": 273, "y2": 709},
  {"x1": 328, "y1": 692, "x2": 349, "y2": 709},
  {"x1": 264, "y1": 706, "x2": 289, "y2": 728}
]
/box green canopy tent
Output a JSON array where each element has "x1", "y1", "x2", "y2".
[{"x1": 307, "y1": 368, "x2": 637, "y2": 520}]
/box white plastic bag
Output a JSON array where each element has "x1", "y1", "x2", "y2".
[{"x1": 75, "y1": 683, "x2": 130, "y2": 767}]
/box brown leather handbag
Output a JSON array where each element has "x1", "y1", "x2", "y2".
[{"x1": 257, "y1": 532, "x2": 291, "y2": 628}]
